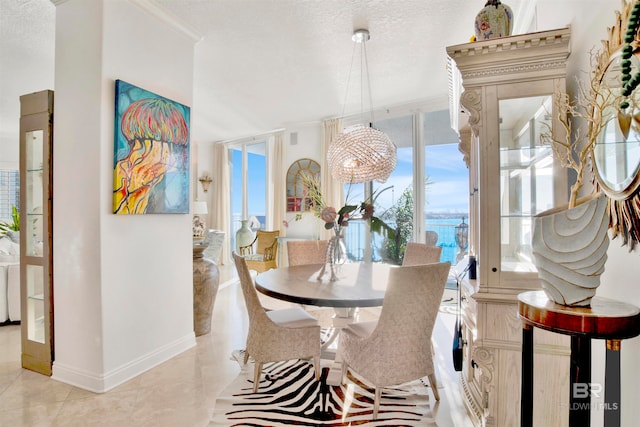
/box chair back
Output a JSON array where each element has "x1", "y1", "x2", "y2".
[
  {"x1": 255, "y1": 230, "x2": 280, "y2": 260},
  {"x1": 287, "y1": 240, "x2": 329, "y2": 266},
  {"x1": 372, "y1": 262, "x2": 450, "y2": 384},
  {"x1": 402, "y1": 242, "x2": 442, "y2": 266},
  {"x1": 425, "y1": 230, "x2": 439, "y2": 246},
  {"x1": 232, "y1": 252, "x2": 270, "y2": 325}
]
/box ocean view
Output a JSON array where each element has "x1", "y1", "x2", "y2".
[{"x1": 343, "y1": 215, "x2": 468, "y2": 265}]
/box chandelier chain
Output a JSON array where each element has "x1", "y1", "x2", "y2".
[{"x1": 328, "y1": 29, "x2": 397, "y2": 184}]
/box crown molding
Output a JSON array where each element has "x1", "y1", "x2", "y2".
[
  {"x1": 446, "y1": 27, "x2": 571, "y2": 87},
  {"x1": 50, "y1": 0, "x2": 203, "y2": 42},
  {"x1": 130, "y1": 0, "x2": 203, "y2": 43}
]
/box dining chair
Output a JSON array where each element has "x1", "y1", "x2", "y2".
[
  {"x1": 286, "y1": 240, "x2": 334, "y2": 327},
  {"x1": 232, "y1": 252, "x2": 321, "y2": 392},
  {"x1": 402, "y1": 242, "x2": 442, "y2": 266},
  {"x1": 240, "y1": 229, "x2": 280, "y2": 273},
  {"x1": 287, "y1": 240, "x2": 329, "y2": 266},
  {"x1": 338, "y1": 262, "x2": 451, "y2": 419},
  {"x1": 425, "y1": 230, "x2": 439, "y2": 246}
]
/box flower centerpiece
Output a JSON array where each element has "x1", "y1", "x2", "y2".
[{"x1": 298, "y1": 173, "x2": 395, "y2": 280}]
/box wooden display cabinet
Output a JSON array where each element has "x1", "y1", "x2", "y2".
[
  {"x1": 19, "y1": 90, "x2": 54, "y2": 376},
  {"x1": 447, "y1": 28, "x2": 573, "y2": 426}
]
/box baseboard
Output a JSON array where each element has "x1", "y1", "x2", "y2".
[{"x1": 52, "y1": 332, "x2": 196, "y2": 393}]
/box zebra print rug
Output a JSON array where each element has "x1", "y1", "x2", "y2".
[{"x1": 210, "y1": 354, "x2": 437, "y2": 426}]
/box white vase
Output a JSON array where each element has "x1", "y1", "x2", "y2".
[
  {"x1": 474, "y1": 0, "x2": 513, "y2": 41},
  {"x1": 235, "y1": 220, "x2": 255, "y2": 254},
  {"x1": 531, "y1": 193, "x2": 610, "y2": 306}
]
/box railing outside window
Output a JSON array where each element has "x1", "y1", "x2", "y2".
[{"x1": 0, "y1": 169, "x2": 20, "y2": 222}]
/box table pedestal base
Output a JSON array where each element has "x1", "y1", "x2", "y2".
[{"x1": 322, "y1": 307, "x2": 360, "y2": 386}]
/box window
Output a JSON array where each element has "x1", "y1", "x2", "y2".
[
  {"x1": 229, "y1": 141, "x2": 267, "y2": 252},
  {"x1": 341, "y1": 110, "x2": 468, "y2": 265},
  {"x1": 0, "y1": 169, "x2": 20, "y2": 222}
]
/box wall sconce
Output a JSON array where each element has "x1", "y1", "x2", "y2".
[{"x1": 199, "y1": 173, "x2": 212, "y2": 192}]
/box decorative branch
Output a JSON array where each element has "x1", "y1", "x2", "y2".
[{"x1": 541, "y1": 50, "x2": 624, "y2": 209}]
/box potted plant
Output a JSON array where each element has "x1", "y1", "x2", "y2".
[{"x1": 0, "y1": 205, "x2": 20, "y2": 240}]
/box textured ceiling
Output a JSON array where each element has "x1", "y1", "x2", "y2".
[
  {"x1": 0, "y1": 0, "x2": 606, "y2": 149},
  {"x1": 155, "y1": 0, "x2": 491, "y2": 143}
]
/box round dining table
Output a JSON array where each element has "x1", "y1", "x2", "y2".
[
  {"x1": 255, "y1": 262, "x2": 395, "y2": 381},
  {"x1": 254, "y1": 262, "x2": 394, "y2": 309}
]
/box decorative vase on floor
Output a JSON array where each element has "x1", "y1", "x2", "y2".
[
  {"x1": 193, "y1": 244, "x2": 220, "y2": 336},
  {"x1": 474, "y1": 0, "x2": 513, "y2": 41},
  {"x1": 235, "y1": 219, "x2": 255, "y2": 254},
  {"x1": 531, "y1": 193, "x2": 610, "y2": 307}
]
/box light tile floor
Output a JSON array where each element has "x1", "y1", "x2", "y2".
[{"x1": 0, "y1": 263, "x2": 474, "y2": 426}]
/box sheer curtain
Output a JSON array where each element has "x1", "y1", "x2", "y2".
[
  {"x1": 212, "y1": 143, "x2": 230, "y2": 264},
  {"x1": 267, "y1": 132, "x2": 285, "y2": 233},
  {"x1": 322, "y1": 118, "x2": 344, "y2": 238}
]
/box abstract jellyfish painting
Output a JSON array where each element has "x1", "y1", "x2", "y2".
[{"x1": 113, "y1": 80, "x2": 190, "y2": 214}]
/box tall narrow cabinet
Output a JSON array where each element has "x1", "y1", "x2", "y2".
[
  {"x1": 19, "y1": 90, "x2": 54, "y2": 376},
  {"x1": 447, "y1": 28, "x2": 572, "y2": 426}
]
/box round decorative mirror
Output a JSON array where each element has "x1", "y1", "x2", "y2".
[
  {"x1": 286, "y1": 158, "x2": 320, "y2": 212},
  {"x1": 594, "y1": 50, "x2": 640, "y2": 198},
  {"x1": 592, "y1": 1, "x2": 640, "y2": 248}
]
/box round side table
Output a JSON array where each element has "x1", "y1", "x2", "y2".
[{"x1": 518, "y1": 290, "x2": 640, "y2": 427}]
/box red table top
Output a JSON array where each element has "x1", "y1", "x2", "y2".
[{"x1": 518, "y1": 291, "x2": 640, "y2": 340}]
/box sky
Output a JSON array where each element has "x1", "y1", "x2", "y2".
[
  {"x1": 367, "y1": 143, "x2": 469, "y2": 215},
  {"x1": 425, "y1": 143, "x2": 469, "y2": 214}
]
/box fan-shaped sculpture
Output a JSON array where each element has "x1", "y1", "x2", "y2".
[
  {"x1": 531, "y1": 193, "x2": 610, "y2": 306},
  {"x1": 327, "y1": 124, "x2": 397, "y2": 183}
]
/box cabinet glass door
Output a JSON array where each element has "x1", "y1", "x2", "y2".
[
  {"x1": 25, "y1": 129, "x2": 45, "y2": 343},
  {"x1": 499, "y1": 95, "x2": 554, "y2": 273}
]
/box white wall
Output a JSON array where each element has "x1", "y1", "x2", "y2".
[
  {"x1": 282, "y1": 123, "x2": 325, "y2": 238},
  {"x1": 52, "y1": 0, "x2": 196, "y2": 392},
  {"x1": 535, "y1": 2, "x2": 640, "y2": 426}
]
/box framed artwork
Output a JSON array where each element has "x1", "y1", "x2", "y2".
[{"x1": 113, "y1": 79, "x2": 190, "y2": 214}]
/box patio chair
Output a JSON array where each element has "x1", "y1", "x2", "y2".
[
  {"x1": 339, "y1": 262, "x2": 451, "y2": 419},
  {"x1": 402, "y1": 242, "x2": 442, "y2": 266},
  {"x1": 240, "y1": 229, "x2": 279, "y2": 273},
  {"x1": 232, "y1": 252, "x2": 321, "y2": 392},
  {"x1": 287, "y1": 240, "x2": 329, "y2": 266}
]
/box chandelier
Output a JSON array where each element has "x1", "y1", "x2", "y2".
[{"x1": 328, "y1": 29, "x2": 397, "y2": 184}]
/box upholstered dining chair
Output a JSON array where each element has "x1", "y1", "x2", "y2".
[
  {"x1": 287, "y1": 240, "x2": 329, "y2": 266},
  {"x1": 402, "y1": 242, "x2": 442, "y2": 266},
  {"x1": 286, "y1": 240, "x2": 333, "y2": 326},
  {"x1": 338, "y1": 262, "x2": 451, "y2": 419},
  {"x1": 232, "y1": 252, "x2": 321, "y2": 393},
  {"x1": 240, "y1": 229, "x2": 280, "y2": 273}
]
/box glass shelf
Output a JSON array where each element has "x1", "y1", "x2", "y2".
[
  {"x1": 28, "y1": 293, "x2": 44, "y2": 301},
  {"x1": 500, "y1": 146, "x2": 552, "y2": 168}
]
